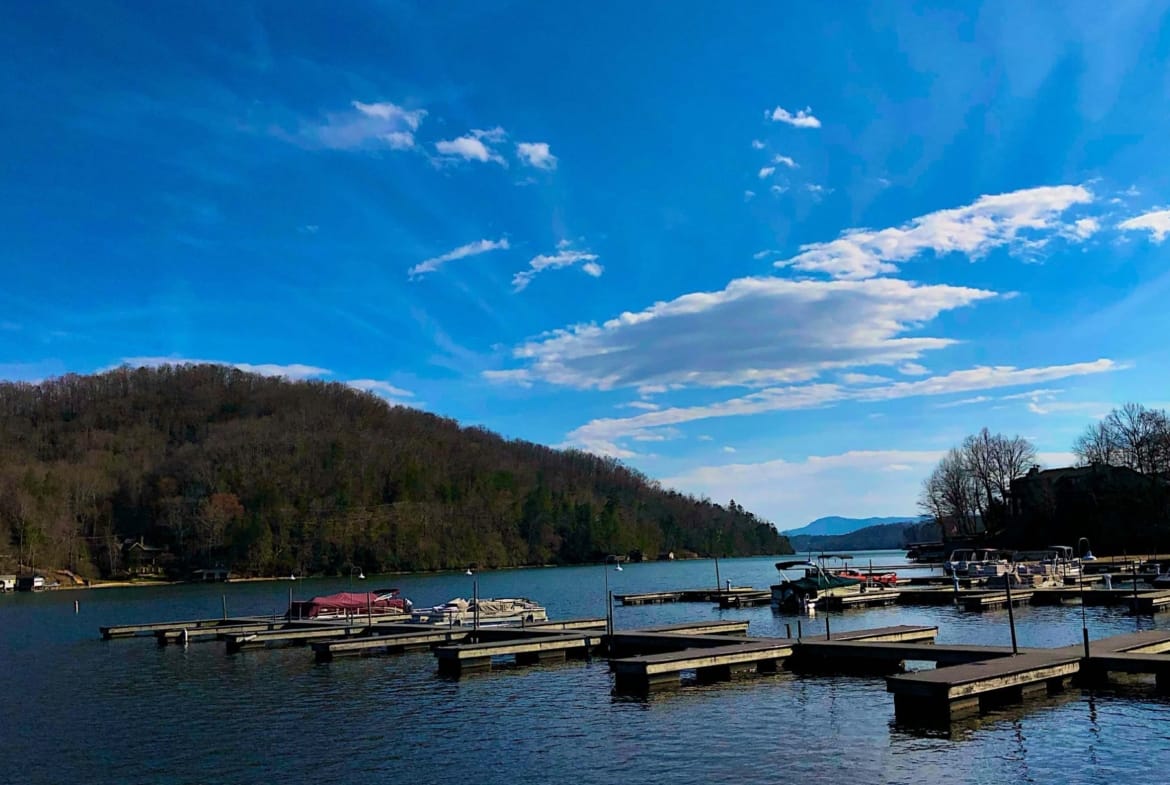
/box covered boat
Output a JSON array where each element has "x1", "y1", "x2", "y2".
[
  {"x1": 771, "y1": 561, "x2": 861, "y2": 611},
  {"x1": 411, "y1": 597, "x2": 547, "y2": 627},
  {"x1": 288, "y1": 588, "x2": 412, "y2": 620}
]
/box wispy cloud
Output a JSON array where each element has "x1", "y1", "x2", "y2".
[
  {"x1": 744, "y1": 190, "x2": 756, "y2": 201},
  {"x1": 772, "y1": 154, "x2": 798, "y2": 169},
  {"x1": 512, "y1": 247, "x2": 602, "y2": 292},
  {"x1": 898, "y1": 363, "x2": 930, "y2": 376},
  {"x1": 302, "y1": 100, "x2": 427, "y2": 151},
  {"x1": 663, "y1": 449, "x2": 941, "y2": 525},
  {"x1": 516, "y1": 142, "x2": 557, "y2": 170},
  {"x1": 751, "y1": 139, "x2": 766, "y2": 150},
  {"x1": 121, "y1": 356, "x2": 330, "y2": 380},
  {"x1": 776, "y1": 185, "x2": 1095, "y2": 280},
  {"x1": 1119, "y1": 208, "x2": 1170, "y2": 242},
  {"x1": 758, "y1": 166, "x2": 775, "y2": 179},
  {"x1": 493, "y1": 277, "x2": 995, "y2": 390},
  {"x1": 566, "y1": 359, "x2": 1121, "y2": 456},
  {"x1": 618, "y1": 401, "x2": 661, "y2": 411},
  {"x1": 768, "y1": 105, "x2": 821, "y2": 128},
  {"x1": 346, "y1": 379, "x2": 414, "y2": 399},
  {"x1": 409, "y1": 238, "x2": 510, "y2": 278}
]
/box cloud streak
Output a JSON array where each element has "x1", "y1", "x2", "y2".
[
  {"x1": 777, "y1": 185, "x2": 1095, "y2": 279},
  {"x1": 409, "y1": 238, "x2": 510, "y2": 278},
  {"x1": 512, "y1": 248, "x2": 602, "y2": 292}
]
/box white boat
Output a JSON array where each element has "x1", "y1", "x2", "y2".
[{"x1": 411, "y1": 597, "x2": 548, "y2": 627}]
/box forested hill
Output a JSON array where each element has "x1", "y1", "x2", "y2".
[{"x1": 0, "y1": 365, "x2": 791, "y2": 579}]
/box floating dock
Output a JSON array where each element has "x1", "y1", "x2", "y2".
[{"x1": 613, "y1": 586, "x2": 756, "y2": 605}]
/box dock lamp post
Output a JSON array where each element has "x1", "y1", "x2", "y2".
[
  {"x1": 466, "y1": 567, "x2": 479, "y2": 634},
  {"x1": 1078, "y1": 537, "x2": 1091, "y2": 657},
  {"x1": 603, "y1": 557, "x2": 622, "y2": 639}
]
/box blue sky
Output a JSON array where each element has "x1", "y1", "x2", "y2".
[{"x1": 4, "y1": 2, "x2": 1170, "y2": 529}]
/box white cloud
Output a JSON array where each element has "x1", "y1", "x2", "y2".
[
  {"x1": 697, "y1": 434, "x2": 714, "y2": 441},
  {"x1": 494, "y1": 277, "x2": 995, "y2": 390},
  {"x1": 758, "y1": 166, "x2": 775, "y2": 179},
  {"x1": 435, "y1": 135, "x2": 507, "y2": 165},
  {"x1": 722, "y1": 446, "x2": 737, "y2": 453},
  {"x1": 1073, "y1": 217, "x2": 1100, "y2": 239},
  {"x1": 744, "y1": 190, "x2": 756, "y2": 201},
  {"x1": 1119, "y1": 209, "x2": 1170, "y2": 242},
  {"x1": 772, "y1": 154, "x2": 798, "y2": 169},
  {"x1": 566, "y1": 359, "x2": 1120, "y2": 455},
  {"x1": 347, "y1": 379, "x2": 414, "y2": 398},
  {"x1": 839, "y1": 373, "x2": 890, "y2": 385},
  {"x1": 638, "y1": 384, "x2": 668, "y2": 395},
  {"x1": 777, "y1": 185, "x2": 1095, "y2": 280},
  {"x1": 768, "y1": 105, "x2": 822, "y2": 128},
  {"x1": 482, "y1": 369, "x2": 533, "y2": 387},
  {"x1": 384, "y1": 131, "x2": 415, "y2": 150},
  {"x1": 751, "y1": 140, "x2": 766, "y2": 150},
  {"x1": 516, "y1": 142, "x2": 557, "y2": 170},
  {"x1": 898, "y1": 363, "x2": 929, "y2": 376},
  {"x1": 662, "y1": 450, "x2": 941, "y2": 526},
  {"x1": 770, "y1": 185, "x2": 787, "y2": 195},
  {"x1": 122, "y1": 356, "x2": 330, "y2": 380},
  {"x1": 512, "y1": 248, "x2": 602, "y2": 291},
  {"x1": 409, "y1": 237, "x2": 510, "y2": 277},
  {"x1": 752, "y1": 250, "x2": 775, "y2": 260},
  {"x1": 307, "y1": 100, "x2": 426, "y2": 150}
]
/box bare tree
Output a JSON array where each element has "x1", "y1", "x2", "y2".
[
  {"x1": 920, "y1": 448, "x2": 980, "y2": 536},
  {"x1": 1073, "y1": 403, "x2": 1170, "y2": 474}
]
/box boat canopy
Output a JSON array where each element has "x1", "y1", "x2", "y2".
[{"x1": 289, "y1": 589, "x2": 410, "y2": 619}]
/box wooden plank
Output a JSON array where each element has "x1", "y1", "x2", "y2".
[
  {"x1": 611, "y1": 639, "x2": 795, "y2": 677},
  {"x1": 797, "y1": 640, "x2": 1018, "y2": 666},
  {"x1": 313, "y1": 628, "x2": 473, "y2": 661},
  {"x1": 887, "y1": 652, "x2": 1081, "y2": 699},
  {"x1": 101, "y1": 617, "x2": 266, "y2": 639},
  {"x1": 820, "y1": 591, "x2": 901, "y2": 610},
  {"x1": 434, "y1": 632, "x2": 604, "y2": 661}
]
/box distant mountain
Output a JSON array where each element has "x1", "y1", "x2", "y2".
[
  {"x1": 788, "y1": 519, "x2": 940, "y2": 554},
  {"x1": 781, "y1": 515, "x2": 923, "y2": 538}
]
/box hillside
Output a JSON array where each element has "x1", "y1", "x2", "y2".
[
  {"x1": 781, "y1": 515, "x2": 921, "y2": 538},
  {"x1": 789, "y1": 519, "x2": 940, "y2": 553},
  {"x1": 0, "y1": 365, "x2": 792, "y2": 579}
]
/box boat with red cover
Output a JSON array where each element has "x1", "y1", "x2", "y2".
[{"x1": 288, "y1": 588, "x2": 412, "y2": 620}]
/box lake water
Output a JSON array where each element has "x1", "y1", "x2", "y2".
[{"x1": 4, "y1": 551, "x2": 1170, "y2": 784}]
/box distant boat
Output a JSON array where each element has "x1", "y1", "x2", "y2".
[
  {"x1": 771, "y1": 561, "x2": 861, "y2": 612},
  {"x1": 411, "y1": 597, "x2": 547, "y2": 627},
  {"x1": 288, "y1": 589, "x2": 412, "y2": 620}
]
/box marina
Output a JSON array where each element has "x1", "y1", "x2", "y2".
[{"x1": 13, "y1": 552, "x2": 1170, "y2": 785}]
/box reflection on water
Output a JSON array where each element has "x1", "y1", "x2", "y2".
[{"x1": 4, "y1": 553, "x2": 1170, "y2": 784}]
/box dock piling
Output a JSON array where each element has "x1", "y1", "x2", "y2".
[{"x1": 1005, "y1": 577, "x2": 1018, "y2": 654}]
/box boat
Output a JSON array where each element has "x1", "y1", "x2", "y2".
[
  {"x1": 943, "y1": 548, "x2": 1006, "y2": 577},
  {"x1": 411, "y1": 597, "x2": 548, "y2": 627},
  {"x1": 834, "y1": 567, "x2": 898, "y2": 587},
  {"x1": 771, "y1": 560, "x2": 862, "y2": 612},
  {"x1": 287, "y1": 588, "x2": 412, "y2": 620}
]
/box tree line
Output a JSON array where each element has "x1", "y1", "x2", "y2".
[
  {"x1": 920, "y1": 403, "x2": 1170, "y2": 549},
  {"x1": 0, "y1": 365, "x2": 791, "y2": 579}
]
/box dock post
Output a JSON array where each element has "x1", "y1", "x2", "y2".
[
  {"x1": 1005, "y1": 576, "x2": 1018, "y2": 654},
  {"x1": 1133, "y1": 562, "x2": 1140, "y2": 623},
  {"x1": 785, "y1": 623, "x2": 791, "y2": 639},
  {"x1": 825, "y1": 616, "x2": 831, "y2": 640},
  {"x1": 222, "y1": 594, "x2": 227, "y2": 620}
]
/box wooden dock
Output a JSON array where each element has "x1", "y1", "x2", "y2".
[
  {"x1": 434, "y1": 629, "x2": 605, "y2": 676},
  {"x1": 819, "y1": 590, "x2": 901, "y2": 610},
  {"x1": 310, "y1": 618, "x2": 606, "y2": 662},
  {"x1": 962, "y1": 590, "x2": 1033, "y2": 611},
  {"x1": 613, "y1": 586, "x2": 756, "y2": 605},
  {"x1": 1130, "y1": 590, "x2": 1170, "y2": 614},
  {"x1": 609, "y1": 624, "x2": 936, "y2": 693},
  {"x1": 101, "y1": 616, "x2": 268, "y2": 640}
]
